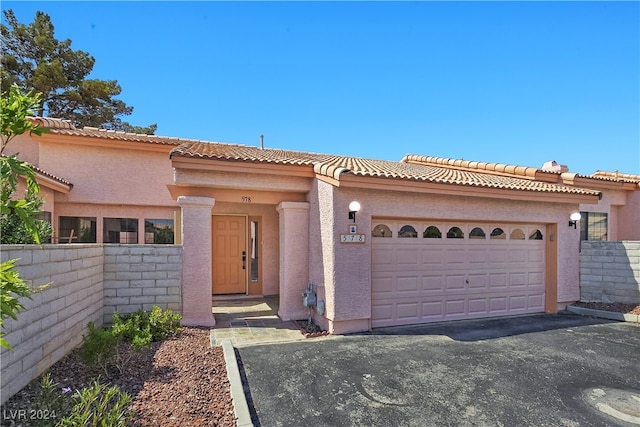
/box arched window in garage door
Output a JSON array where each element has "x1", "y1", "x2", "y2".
[
  {"x1": 469, "y1": 227, "x2": 486, "y2": 239},
  {"x1": 529, "y1": 229, "x2": 543, "y2": 240},
  {"x1": 447, "y1": 226, "x2": 464, "y2": 239},
  {"x1": 372, "y1": 224, "x2": 393, "y2": 238},
  {"x1": 491, "y1": 228, "x2": 506, "y2": 239},
  {"x1": 423, "y1": 226, "x2": 442, "y2": 238},
  {"x1": 511, "y1": 228, "x2": 525, "y2": 240},
  {"x1": 398, "y1": 225, "x2": 418, "y2": 238}
]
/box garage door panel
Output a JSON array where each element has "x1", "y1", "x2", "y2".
[
  {"x1": 372, "y1": 303, "x2": 394, "y2": 324},
  {"x1": 422, "y1": 275, "x2": 445, "y2": 292},
  {"x1": 528, "y1": 248, "x2": 544, "y2": 262},
  {"x1": 467, "y1": 248, "x2": 488, "y2": 263},
  {"x1": 509, "y1": 296, "x2": 526, "y2": 310},
  {"x1": 397, "y1": 276, "x2": 419, "y2": 293},
  {"x1": 509, "y1": 273, "x2": 526, "y2": 287},
  {"x1": 468, "y1": 298, "x2": 488, "y2": 314},
  {"x1": 372, "y1": 221, "x2": 546, "y2": 328},
  {"x1": 489, "y1": 249, "x2": 509, "y2": 263},
  {"x1": 468, "y1": 274, "x2": 488, "y2": 289},
  {"x1": 422, "y1": 301, "x2": 445, "y2": 318},
  {"x1": 397, "y1": 249, "x2": 419, "y2": 265},
  {"x1": 528, "y1": 271, "x2": 544, "y2": 285},
  {"x1": 446, "y1": 299, "x2": 466, "y2": 315},
  {"x1": 397, "y1": 302, "x2": 419, "y2": 321},
  {"x1": 421, "y1": 248, "x2": 444, "y2": 264},
  {"x1": 372, "y1": 275, "x2": 395, "y2": 296},
  {"x1": 528, "y1": 294, "x2": 545, "y2": 310},
  {"x1": 489, "y1": 273, "x2": 508, "y2": 288},
  {"x1": 509, "y1": 249, "x2": 527, "y2": 263},
  {"x1": 444, "y1": 248, "x2": 465, "y2": 264},
  {"x1": 446, "y1": 275, "x2": 466, "y2": 290},
  {"x1": 489, "y1": 297, "x2": 508, "y2": 312}
]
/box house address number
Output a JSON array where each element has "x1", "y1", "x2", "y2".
[
  {"x1": 242, "y1": 196, "x2": 252, "y2": 203},
  {"x1": 340, "y1": 234, "x2": 366, "y2": 243}
]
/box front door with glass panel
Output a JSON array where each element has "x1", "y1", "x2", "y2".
[{"x1": 212, "y1": 216, "x2": 247, "y2": 294}]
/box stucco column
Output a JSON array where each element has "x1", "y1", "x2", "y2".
[
  {"x1": 178, "y1": 196, "x2": 216, "y2": 327},
  {"x1": 276, "y1": 201, "x2": 310, "y2": 321}
]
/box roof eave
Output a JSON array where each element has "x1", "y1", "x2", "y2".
[
  {"x1": 336, "y1": 174, "x2": 601, "y2": 204},
  {"x1": 171, "y1": 156, "x2": 316, "y2": 177}
]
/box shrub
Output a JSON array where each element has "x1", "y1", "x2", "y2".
[
  {"x1": 147, "y1": 305, "x2": 182, "y2": 341},
  {"x1": 79, "y1": 306, "x2": 181, "y2": 376},
  {"x1": 59, "y1": 379, "x2": 132, "y2": 427}
]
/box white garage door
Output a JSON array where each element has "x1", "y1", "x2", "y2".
[{"x1": 371, "y1": 220, "x2": 546, "y2": 328}]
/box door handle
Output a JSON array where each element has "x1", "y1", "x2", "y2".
[{"x1": 242, "y1": 251, "x2": 246, "y2": 270}]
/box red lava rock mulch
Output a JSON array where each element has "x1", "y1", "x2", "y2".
[{"x1": 1, "y1": 327, "x2": 236, "y2": 426}]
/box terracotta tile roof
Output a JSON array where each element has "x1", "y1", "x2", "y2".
[
  {"x1": 33, "y1": 165, "x2": 73, "y2": 188},
  {"x1": 26, "y1": 117, "x2": 190, "y2": 147},
  {"x1": 590, "y1": 170, "x2": 640, "y2": 183},
  {"x1": 27, "y1": 117, "x2": 75, "y2": 130},
  {"x1": 401, "y1": 154, "x2": 541, "y2": 178},
  {"x1": 170, "y1": 141, "x2": 336, "y2": 165},
  {"x1": 171, "y1": 141, "x2": 601, "y2": 196}
]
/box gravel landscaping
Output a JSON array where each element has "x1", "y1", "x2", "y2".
[{"x1": 1, "y1": 327, "x2": 236, "y2": 426}]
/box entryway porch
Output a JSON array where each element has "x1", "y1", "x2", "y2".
[{"x1": 210, "y1": 296, "x2": 310, "y2": 347}]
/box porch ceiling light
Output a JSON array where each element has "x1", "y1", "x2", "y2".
[
  {"x1": 569, "y1": 212, "x2": 581, "y2": 229},
  {"x1": 348, "y1": 201, "x2": 361, "y2": 223}
]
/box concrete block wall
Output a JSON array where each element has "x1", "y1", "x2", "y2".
[
  {"x1": 580, "y1": 241, "x2": 640, "y2": 304},
  {"x1": 103, "y1": 245, "x2": 182, "y2": 324},
  {"x1": 0, "y1": 245, "x2": 104, "y2": 403}
]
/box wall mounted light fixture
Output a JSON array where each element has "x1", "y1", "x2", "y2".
[
  {"x1": 569, "y1": 212, "x2": 581, "y2": 229},
  {"x1": 348, "y1": 201, "x2": 361, "y2": 223}
]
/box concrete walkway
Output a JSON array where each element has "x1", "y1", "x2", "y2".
[{"x1": 210, "y1": 296, "x2": 313, "y2": 347}]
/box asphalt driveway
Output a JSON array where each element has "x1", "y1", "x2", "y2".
[{"x1": 237, "y1": 314, "x2": 640, "y2": 427}]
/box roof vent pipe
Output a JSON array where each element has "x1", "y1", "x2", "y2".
[{"x1": 260, "y1": 134, "x2": 264, "y2": 150}]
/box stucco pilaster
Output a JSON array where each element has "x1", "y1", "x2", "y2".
[
  {"x1": 178, "y1": 196, "x2": 215, "y2": 326},
  {"x1": 276, "y1": 201, "x2": 310, "y2": 321}
]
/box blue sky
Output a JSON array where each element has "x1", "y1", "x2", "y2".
[{"x1": 3, "y1": 1, "x2": 639, "y2": 175}]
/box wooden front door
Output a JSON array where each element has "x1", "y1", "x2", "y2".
[{"x1": 212, "y1": 216, "x2": 247, "y2": 294}]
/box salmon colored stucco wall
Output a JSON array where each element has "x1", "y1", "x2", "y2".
[
  {"x1": 308, "y1": 182, "x2": 584, "y2": 333},
  {"x1": 7, "y1": 134, "x2": 180, "y2": 243},
  {"x1": 5, "y1": 133, "x2": 40, "y2": 165},
  {"x1": 38, "y1": 141, "x2": 176, "y2": 206},
  {"x1": 174, "y1": 168, "x2": 311, "y2": 193},
  {"x1": 618, "y1": 191, "x2": 640, "y2": 240}
]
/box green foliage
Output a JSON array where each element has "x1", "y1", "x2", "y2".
[
  {"x1": 0, "y1": 193, "x2": 53, "y2": 243},
  {"x1": 0, "y1": 84, "x2": 49, "y2": 349},
  {"x1": 80, "y1": 307, "x2": 181, "y2": 377},
  {"x1": 0, "y1": 259, "x2": 31, "y2": 349},
  {"x1": 1, "y1": 9, "x2": 155, "y2": 132},
  {"x1": 147, "y1": 305, "x2": 182, "y2": 340},
  {"x1": 30, "y1": 373, "x2": 72, "y2": 426},
  {"x1": 22, "y1": 373, "x2": 131, "y2": 426},
  {"x1": 59, "y1": 379, "x2": 132, "y2": 427},
  {"x1": 79, "y1": 322, "x2": 120, "y2": 376}
]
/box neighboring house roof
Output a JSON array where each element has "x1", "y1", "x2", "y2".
[
  {"x1": 591, "y1": 170, "x2": 640, "y2": 183},
  {"x1": 170, "y1": 141, "x2": 602, "y2": 197}
]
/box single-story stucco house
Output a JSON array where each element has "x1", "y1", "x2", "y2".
[{"x1": 7, "y1": 117, "x2": 640, "y2": 333}]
